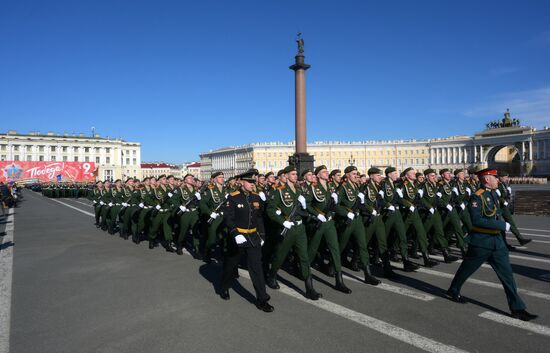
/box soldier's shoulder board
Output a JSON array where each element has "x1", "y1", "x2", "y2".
[
  {"x1": 230, "y1": 190, "x2": 240, "y2": 196},
  {"x1": 277, "y1": 185, "x2": 286, "y2": 190},
  {"x1": 475, "y1": 189, "x2": 484, "y2": 196}
]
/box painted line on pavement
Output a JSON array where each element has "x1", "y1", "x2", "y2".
[
  {"x1": 478, "y1": 311, "x2": 550, "y2": 337},
  {"x1": 518, "y1": 228, "x2": 550, "y2": 233},
  {"x1": 0, "y1": 209, "x2": 15, "y2": 353},
  {"x1": 50, "y1": 199, "x2": 95, "y2": 217},
  {"x1": 238, "y1": 270, "x2": 469, "y2": 353},
  {"x1": 510, "y1": 232, "x2": 550, "y2": 239},
  {"x1": 508, "y1": 237, "x2": 550, "y2": 244},
  {"x1": 430, "y1": 252, "x2": 550, "y2": 267},
  {"x1": 397, "y1": 264, "x2": 550, "y2": 301},
  {"x1": 70, "y1": 199, "x2": 94, "y2": 208}
]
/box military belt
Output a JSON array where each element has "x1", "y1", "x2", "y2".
[
  {"x1": 471, "y1": 226, "x2": 500, "y2": 235},
  {"x1": 237, "y1": 227, "x2": 257, "y2": 234}
]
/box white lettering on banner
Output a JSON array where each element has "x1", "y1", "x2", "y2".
[{"x1": 26, "y1": 163, "x2": 65, "y2": 179}]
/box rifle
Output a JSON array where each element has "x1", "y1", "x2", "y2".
[
  {"x1": 280, "y1": 201, "x2": 301, "y2": 238},
  {"x1": 207, "y1": 193, "x2": 228, "y2": 224}
]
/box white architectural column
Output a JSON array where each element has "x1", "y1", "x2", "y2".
[
  {"x1": 529, "y1": 140, "x2": 533, "y2": 160},
  {"x1": 446, "y1": 147, "x2": 451, "y2": 164},
  {"x1": 544, "y1": 140, "x2": 547, "y2": 159}
]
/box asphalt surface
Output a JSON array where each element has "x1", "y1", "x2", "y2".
[{"x1": 2, "y1": 189, "x2": 550, "y2": 353}]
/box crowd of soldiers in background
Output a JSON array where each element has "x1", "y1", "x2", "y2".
[
  {"x1": 508, "y1": 176, "x2": 547, "y2": 184},
  {"x1": 28, "y1": 164, "x2": 531, "y2": 300}
]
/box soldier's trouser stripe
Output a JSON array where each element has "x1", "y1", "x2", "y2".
[
  {"x1": 0, "y1": 209, "x2": 14, "y2": 353},
  {"x1": 479, "y1": 311, "x2": 550, "y2": 337}
]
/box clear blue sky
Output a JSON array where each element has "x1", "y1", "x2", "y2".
[{"x1": 1, "y1": 0, "x2": 550, "y2": 163}]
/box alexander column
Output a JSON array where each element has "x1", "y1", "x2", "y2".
[{"x1": 289, "y1": 33, "x2": 314, "y2": 174}]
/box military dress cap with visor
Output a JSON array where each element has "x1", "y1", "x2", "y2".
[
  {"x1": 301, "y1": 169, "x2": 312, "y2": 178},
  {"x1": 439, "y1": 168, "x2": 450, "y2": 176},
  {"x1": 265, "y1": 172, "x2": 274, "y2": 178},
  {"x1": 416, "y1": 172, "x2": 423, "y2": 178},
  {"x1": 344, "y1": 166, "x2": 357, "y2": 174},
  {"x1": 211, "y1": 171, "x2": 224, "y2": 179},
  {"x1": 423, "y1": 168, "x2": 436, "y2": 176},
  {"x1": 403, "y1": 167, "x2": 414, "y2": 175},
  {"x1": 282, "y1": 165, "x2": 296, "y2": 174},
  {"x1": 314, "y1": 165, "x2": 327, "y2": 175},
  {"x1": 329, "y1": 169, "x2": 341, "y2": 178},
  {"x1": 367, "y1": 167, "x2": 382, "y2": 175},
  {"x1": 238, "y1": 170, "x2": 257, "y2": 183},
  {"x1": 276, "y1": 169, "x2": 285, "y2": 177},
  {"x1": 476, "y1": 168, "x2": 498, "y2": 178},
  {"x1": 454, "y1": 168, "x2": 465, "y2": 176},
  {"x1": 385, "y1": 166, "x2": 397, "y2": 175}
]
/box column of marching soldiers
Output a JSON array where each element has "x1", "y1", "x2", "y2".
[{"x1": 38, "y1": 164, "x2": 532, "y2": 311}]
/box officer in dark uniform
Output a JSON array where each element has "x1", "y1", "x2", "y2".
[
  {"x1": 220, "y1": 171, "x2": 274, "y2": 313},
  {"x1": 446, "y1": 168, "x2": 537, "y2": 321}
]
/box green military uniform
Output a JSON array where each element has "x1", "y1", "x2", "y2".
[
  {"x1": 120, "y1": 184, "x2": 141, "y2": 240},
  {"x1": 448, "y1": 175, "x2": 529, "y2": 315},
  {"x1": 199, "y1": 182, "x2": 228, "y2": 259},
  {"x1": 438, "y1": 177, "x2": 466, "y2": 252},
  {"x1": 173, "y1": 184, "x2": 201, "y2": 254},
  {"x1": 89, "y1": 185, "x2": 103, "y2": 226},
  {"x1": 108, "y1": 186, "x2": 124, "y2": 234},
  {"x1": 149, "y1": 184, "x2": 176, "y2": 251},
  {"x1": 379, "y1": 176, "x2": 408, "y2": 259},
  {"x1": 451, "y1": 176, "x2": 473, "y2": 234},
  {"x1": 99, "y1": 186, "x2": 113, "y2": 231},
  {"x1": 137, "y1": 184, "x2": 155, "y2": 240}
]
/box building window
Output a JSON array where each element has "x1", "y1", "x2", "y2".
[
  {"x1": 51, "y1": 156, "x2": 56, "y2": 161},
  {"x1": 51, "y1": 146, "x2": 56, "y2": 152},
  {"x1": 26, "y1": 155, "x2": 32, "y2": 161},
  {"x1": 26, "y1": 146, "x2": 32, "y2": 152},
  {"x1": 95, "y1": 147, "x2": 100, "y2": 152},
  {"x1": 62, "y1": 146, "x2": 68, "y2": 152},
  {"x1": 14, "y1": 155, "x2": 19, "y2": 161},
  {"x1": 73, "y1": 147, "x2": 79, "y2": 152},
  {"x1": 39, "y1": 155, "x2": 44, "y2": 161},
  {"x1": 126, "y1": 158, "x2": 130, "y2": 165},
  {"x1": 38, "y1": 146, "x2": 44, "y2": 152},
  {"x1": 0, "y1": 145, "x2": 5, "y2": 151},
  {"x1": 63, "y1": 156, "x2": 68, "y2": 161},
  {"x1": 85, "y1": 147, "x2": 90, "y2": 153},
  {"x1": 106, "y1": 157, "x2": 110, "y2": 164},
  {"x1": 13, "y1": 145, "x2": 19, "y2": 152},
  {"x1": 132, "y1": 150, "x2": 136, "y2": 155},
  {"x1": 132, "y1": 158, "x2": 136, "y2": 165},
  {"x1": 85, "y1": 156, "x2": 89, "y2": 162},
  {"x1": 0, "y1": 155, "x2": 5, "y2": 161},
  {"x1": 96, "y1": 157, "x2": 100, "y2": 163},
  {"x1": 74, "y1": 156, "x2": 78, "y2": 162},
  {"x1": 106, "y1": 148, "x2": 111, "y2": 153}
]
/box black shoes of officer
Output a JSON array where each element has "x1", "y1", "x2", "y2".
[
  {"x1": 511, "y1": 309, "x2": 538, "y2": 322},
  {"x1": 518, "y1": 238, "x2": 532, "y2": 246},
  {"x1": 445, "y1": 289, "x2": 467, "y2": 304},
  {"x1": 176, "y1": 246, "x2": 184, "y2": 255},
  {"x1": 255, "y1": 300, "x2": 274, "y2": 313},
  {"x1": 422, "y1": 253, "x2": 438, "y2": 267},
  {"x1": 364, "y1": 266, "x2": 381, "y2": 286},
  {"x1": 164, "y1": 241, "x2": 177, "y2": 253},
  {"x1": 305, "y1": 275, "x2": 322, "y2": 300},
  {"x1": 334, "y1": 272, "x2": 352, "y2": 294},
  {"x1": 266, "y1": 272, "x2": 280, "y2": 289},
  {"x1": 507, "y1": 244, "x2": 516, "y2": 251},
  {"x1": 442, "y1": 249, "x2": 459, "y2": 263},
  {"x1": 148, "y1": 240, "x2": 155, "y2": 249},
  {"x1": 220, "y1": 289, "x2": 230, "y2": 300}
]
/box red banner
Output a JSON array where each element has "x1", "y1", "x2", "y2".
[{"x1": 0, "y1": 161, "x2": 96, "y2": 182}]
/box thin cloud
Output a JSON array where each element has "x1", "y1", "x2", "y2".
[{"x1": 464, "y1": 86, "x2": 550, "y2": 125}]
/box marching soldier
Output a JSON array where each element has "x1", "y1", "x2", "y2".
[
  {"x1": 304, "y1": 165, "x2": 351, "y2": 293},
  {"x1": 90, "y1": 181, "x2": 104, "y2": 227},
  {"x1": 328, "y1": 169, "x2": 342, "y2": 190},
  {"x1": 99, "y1": 180, "x2": 113, "y2": 231},
  {"x1": 451, "y1": 168, "x2": 473, "y2": 235},
  {"x1": 336, "y1": 166, "x2": 381, "y2": 285},
  {"x1": 174, "y1": 174, "x2": 202, "y2": 256},
  {"x1": 438, "y1": 169, "x2": 467, "y2": 257},
  {"x1": 120, "y1": 178, "x2": 141, "y2": 240},
  {"x1": 219, "y1": 170, "x2": 274, "y2": 312},
  {"x1": 149, "y1": 175, "x2": 177, "y2": 253},
  {"x1": 137, "y1": 177, "x2": 156, "y2": 244},
  {"x1": 496, "y1": 171, "x2": 531, "y2": 247},
  {"x1": 265, "y1": 165, "x2": 322, "y2": 300},
  {"x1": 200, "y1": 172, "x2": 228, "y2": 261},
  {"x1": 446, "y1": 168, "x2": 537, "y2": 322}
]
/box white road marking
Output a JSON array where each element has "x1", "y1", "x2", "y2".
[
  {"x1": 479, "y1": 311, "x2": 550, "y2": 337},
  {"x1": 238, "y1": 270, "x2": 469, "y2": 353},
  {"x1": 430, "y1": 253, "x2": 550, "y2": 266},
  {"x1": 0, "y1": 209, "x2": 15, "y2": 353},
  {"x1": 50, "y1": 199, "x2": 95, "y2": 217},
  {"x1": 47, "y1": 193, "x2": 471, "y2": 352},
  {"x1": 341, "y1": 272, "x2": 435, "y2": 302},
  {"x1": 398, "y1": 265, "x2": 550, "y2": 301},
  {"x1": 518, "y1": 228, "x2": 550, "y2": 233},
  {"x1": 509, "y1": 232, "x2": 550, "y2": 239},
  {"x1": 508, "y1": 237, "x2": 550, "y2": 244},
  {"x1": 71, "y1": 199, "x2": 94, "y2": 208}
]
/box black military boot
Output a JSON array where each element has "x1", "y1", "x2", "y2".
[
  {"x1": 148, "y1": 240, "x2": 155, "y2": 249},
  {"x1": 165, "y1": 241, "x2": 177, "y2": 253},
  {"x1": 176, "y1": 245, "x2": 184, "y2": 255},
  {"x1": 349, "y1": 255, "x2": 360, "y2": 272},
  {"x1": 266, "y1": 272, "x2": 280, "y2": 289},
  {"x1": 442, "y1": 249, "x2": 458, "y2": 263},
  {"x1": 511, "y1": 309, "x2": 538, "y2": 322},
  {"x1": 334, "y1": 272, "x2": 352, "y2": 294},
  {"x1": 382, "y1": 253, "x2": 399, "y2": 279},
  {"x1": 305, "y1": 275, "x2": 322, "y2": 300},
  {"x1": 402, "y1": 256, "x2": 419, "y2": 272},
  {"x1": 321, "y1": 261, "x2": 336, "y2": 277},
  {"x1": 363, "y1": 266, "x2": 381, "y2": 286},
  {"x1": 219, "y1": 288, "x2": 230, "y2": 300},
  {"x1": 518, "y1": 238, "x2": 532, "y2": 246},
  {"x1": 409, "y1": 247, "x2": 421, "y2": 259},
  {"x1": 422, "y1": 253, "x2": 438, "y2": 267}
]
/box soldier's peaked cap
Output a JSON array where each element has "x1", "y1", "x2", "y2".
[
  {"x1": 211, "y1": 171, "x2": 224, "y2": 179},
  {"x1": 238, "y1": 171, "x2": 256, "y2": 183},
  {"x1": 314, "y1": 165, "x2": 327, "y2": 175},
  {"x1": 385, "y1": 166, "x2": 396, "y2": 175},
  {"x1": 423, "y1": 168, "x2": 436, "y2": 176},
  {"x1": 367, "y1": 167, "x2": 382, "y2": 175},
  {"x1": 344, "y1": 166, "x2": 357, "y2": 174}
]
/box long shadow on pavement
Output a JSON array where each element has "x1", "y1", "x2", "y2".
[
  {"x1": 511, "y1": 263, "x2": 550, "y2": 282},
  {"x1": 512, "y1": 248, "x2": 550, "y2": 260},
  {"x1": 199, "y1": 263, "x2": 257, "y2": 304}
]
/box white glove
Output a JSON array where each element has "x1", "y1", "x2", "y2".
[
  {"x1": 168, "y1": 192, "x2": 173, "y2": 198},
  {"x1": 92, "y1": 200, "x2": 97, "y2": 204},
  {"x1": 452, "y1": 187, "x2": 459, "y2": 195},
  {"x1": 505, "y1": 222, "x2": 511, "y2": 232},
  {"x1": 317, "y1": 214, "x2": 327, "y2": 223},
  {"x1": 347, "y1": 212, "x2": 355, "y2": 220},
  {"x1": 99, "y1": 201, "x2": 105, "y2": 205},
  {"x1": 194, "y1": 192, "x2": 201, "y2": 200},
  {"x1": 503, "y1": 201, "x2": 509, "y2": 206},
  {"x1": 275, "y1": 209, "x2": 282, "y2": 216},
  {"x1": 429, "y1": 208, "x2": 435, "y2": 214},
  {"x1": 466, "y1": 187, "x2": 472, "y2": 195},
  {"x1": 331, "y1": 193, "x2": 338, "y2": 203},
  {"x1": 258, "y1": 191, "x2": 266, "y2": 201},
  {"x1": 495, "y1": 189, "x2": 501, "y2": 197},
  {"x1": 261, "y1": 240, "x2": 265, "y2": 246},
  {"x1": 418, "y1": 189, "x2": 424, "y2": 197},
  {"x1": 378, "y1": 190, "x2": 385, "y2": 197},
  {"x1": 409, "y1": 205, "x2": 415, "y2": 212},
  {"x1": 446, "y1": 204, "x2": 453, "y2": 212},
  {"x1": 436, "y1": 192, "x2": 442, "y2": 198},
  {"x1": 225, "y1": 193, "x2": 229, "y2": 199},
  {"x1": 179, "y1": 205, "x2": 188, "y2": 213},
  {"x1": 155, "y1": 205, "x2": 161, "y2": 210},
  {"x1": 210, "y1": 212, "x2": 219, "y2": 219},
  {"x1": 108, "y1": 202, "x2": 113, "y2": 207},
  {"x1": 460, "y1": 203, "x2": 465, "y2": 210},
  {"x1": 357, "y1": 192, "x2": 365, "y2": 204},
  {"x1": 388, "y1": 205, "x2": 395, "y2": 211},
  {"x1": 396, "y1": 188, "x2": 404, "y2": 198},
  {"x1": 297, "y1": 195, "x2": 306, "y2": 209},
  {"x1": 283, "y1": 221, "x2": 294, "y2": 229},
  {"x1": 507, "y1": 186, "x2": 512, "y2": 194},
  {"x1": 139, "y1": 203, "x2": 144, "y2": 208},
  {"x1": 235, "y1": 234, "x2": 247, "y2": 245},
  {"x1": 371, "y1": 210, "x2": 378, "y2": 216},
  {"x1": 122, "y1": 202, "x2": 127, "y2": 207}
]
